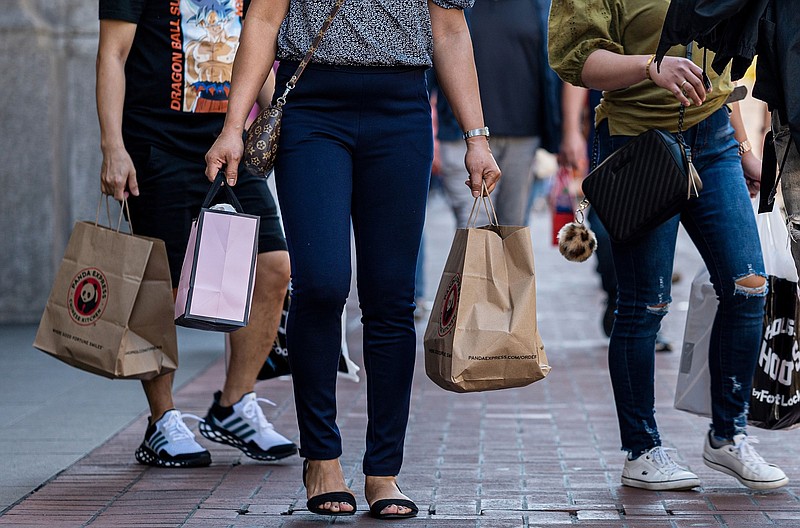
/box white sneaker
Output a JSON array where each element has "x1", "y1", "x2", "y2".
[
  {"x1": 703, "y1": 433, "x2": 788, "y2": 490},
  {"x1": 135, "y1": 409, "x2": 211, "y2": 468},
  {"x1": 621, "y1": 446, "x2": 700, "y2": 490},
  {"x1": 199, "y1": 391, "x2": 297, "y2": 461}
]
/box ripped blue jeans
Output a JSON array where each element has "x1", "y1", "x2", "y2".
[{"x1": 598, "y1": 108, "x2": 767, "y2": 456}]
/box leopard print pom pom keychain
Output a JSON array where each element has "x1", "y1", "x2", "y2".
[{"x1": 557, "y1": 198, "x2": 597, "y2": 262}]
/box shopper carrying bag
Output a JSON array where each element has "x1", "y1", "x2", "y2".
[
  {"x1": 424, "y1": 189, "x2": 549, "y2": 393},
  {"x1": 34, "y1": 199, "x2": 178, "y2": 380}
]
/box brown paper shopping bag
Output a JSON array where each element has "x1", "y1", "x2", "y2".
[
  {"x1": 424, "y1": 196, "x2": 549, "y2": 392},
  {"x1": 34, "y1": 204, "x2": 178, "y2": 380}
]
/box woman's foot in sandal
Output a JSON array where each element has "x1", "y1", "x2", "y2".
[
  {"x1": 303, "y1": 459, "x2": 357, "y2": 516},
  {"x1": 365, "y1": 475, "x2": 419, "y2": 519}
]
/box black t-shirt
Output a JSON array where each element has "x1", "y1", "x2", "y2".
[
  {"x1": 99, "y1": 0, "x2": 249, "y2": 160},
  {"x1": 470, "y1": 0, "x2": 543, "y2": 137}
]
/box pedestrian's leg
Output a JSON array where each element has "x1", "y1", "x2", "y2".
[
  {"x1": 593, "y1": 121, "x2": 699, "y2": 490},
  {"x1": 681, "y1": 108, "x2": 784, "y2": 489},
  {"x1": 490, "y1": 137, "x2": 540, "y2": 226},
  {"x1": 587, "y1": 207, "x2": 617, "y2": 337},
  {"x1": 197, "y1": 250, "x2": 297, "y2": 461},
  {"x1": 680, "y1": 111, "x2": 765, "y2": 436},
  {"x1": 272, "y1": 64, "x2": 359, "y2": 515},
  {"x1": 223, "y1": 251, "x2": 290, "y2": 405},
  {"x1": 680, "y1": 110, "x2": 766, "y2": 441},
  {"x1": 609, "y1": 217, "x2": 679, "y2": 456},
  {"x1": 126, "y1": 147, "x2": 210, "y2": 468},
  {"x1": 437, "y1": 140, "x2": 475, "y2": 228},
  {"x1": 609, "y1": 216, "x2": 702, "y2": 491},
  {"x1": 136, "y1": 372, "x2": 211, "y2": 468},
  {"x1": 276, "y1": 146, "x2": 352, "y2": 463},
  {"x1": 196, "y1": 166, "x2": 297, "y2": 461},
  {"x1": 353, "y1": 144, "x2": 429, "y2": 476},
  {"x1": 351, "y1": 67, "x2": 430, "y2": 518},
  {"x1": 141, "y1": 374, "x2": 175, "y2": 422},
  {"x1": 593, "y1": 124, "x2": 678, "y2": 457}
]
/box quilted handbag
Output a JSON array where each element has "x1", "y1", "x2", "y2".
[{"x1": 581, "y1": 127, "x2": 701, "y2": 243}]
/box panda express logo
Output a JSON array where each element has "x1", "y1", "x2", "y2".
[
  {"x1": 67, "y1": 267, "x2": 109, "y2": 325},
  {"x1": 438, "y1": 273, "x2": 461, "y2": 337}
]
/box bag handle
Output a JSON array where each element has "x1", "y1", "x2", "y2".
[
  {"x1": 203, "y1": 170, "x2": 246, "y2": 212},
  {"x1": 95, "y1": 195, "x2": 133, "y2": 234},
  {"x1": 467, "y1": 181, "x2": 500, "y2": 228},
  {"x1": 273, "y1": 0, "x2": 346, "y2": 110}
]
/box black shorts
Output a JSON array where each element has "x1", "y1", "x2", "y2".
[{"x1": 127, "y1": 145, "x2": 287, "y2": 286}]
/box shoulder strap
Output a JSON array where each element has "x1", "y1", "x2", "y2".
[
  {"x1": 767, "y1": 135, "x2": 794, "y2": 209},
  {"x1": 275, "y1": 0, "x2": 346, "y2": 108}
]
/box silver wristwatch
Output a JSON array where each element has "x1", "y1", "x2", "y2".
[{"x1": 462, "y1": 127, "x2": 490, "y2": 141}]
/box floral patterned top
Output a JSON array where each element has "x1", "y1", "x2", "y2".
[{"x1": 277, "y1": 0, "x2": 473, "y2": 67}]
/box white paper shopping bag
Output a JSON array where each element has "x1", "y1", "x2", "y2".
[{"x1": 175, "y1": 173, "x2": 260, "y2": 332}]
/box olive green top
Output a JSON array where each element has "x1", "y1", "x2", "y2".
[{"x1": 548, "y1": 0, "x2": 733, "y2": 136}]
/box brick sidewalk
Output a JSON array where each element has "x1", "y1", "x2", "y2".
[{"x1": 2, "y1": 204, "x2": 800, "y2": 528}]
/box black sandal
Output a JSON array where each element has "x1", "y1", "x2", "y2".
[
  {"x1": 368, "y1": 483, "x2": 419, "y2": 520},
  {"x1": 303, "y1": 459, "x2": 357, "y2": 516}
]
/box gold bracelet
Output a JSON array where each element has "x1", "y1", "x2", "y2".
[
  {"x1": 738, "y1": 139, "x2": 752, "y2": 156},
  {"x1": 645, "y1": 54, "x2": 656, "y2": 81}
]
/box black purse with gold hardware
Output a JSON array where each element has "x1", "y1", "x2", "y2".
[
  {"x1": 580, "y1": 44, "x2": 709, "y2": 243},
  {"x1": 557, "y1": 45, "x2": 706, "y2": 260}
]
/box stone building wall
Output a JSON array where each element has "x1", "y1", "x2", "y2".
[{"x1": 0, "y1": 1, "x2": 100, "y2": 322}]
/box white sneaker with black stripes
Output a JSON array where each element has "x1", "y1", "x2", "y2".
[
  {"x1": 135, "y1": 410, "x2": 211, "y2": 468},
  {"x1": 199, "y1": 391, "x2": 297, "y2": 461}
]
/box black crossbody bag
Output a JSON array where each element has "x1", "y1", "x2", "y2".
[
  {"x1": 580, "y1": 123, "x2": 701, "y2": 244},
  {"x1": 579, "y1": 45, "x2": 706, "y2": 244}
]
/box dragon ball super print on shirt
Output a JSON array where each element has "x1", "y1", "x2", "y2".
[{"x1": 175, "y1": 0, "x2": 243, "y2": 113}]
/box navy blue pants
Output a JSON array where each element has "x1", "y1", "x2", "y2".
[{"x1": 273, "y1": 62, "x2": 433, "y2": 476}]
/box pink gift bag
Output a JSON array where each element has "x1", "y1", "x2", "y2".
[{"x1": 175, "y1": 172, "x2": 260, "y2": 332}]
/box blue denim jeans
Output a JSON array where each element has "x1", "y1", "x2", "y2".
[{"x1": 598, "y1": 108, "x2": 767, "y2": 456}]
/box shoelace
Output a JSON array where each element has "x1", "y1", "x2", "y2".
[
  {"x1": 732, "y1": 436, "x2": 767, "y2": 467},
  {"x1": 649, "y1": 446, "x2": 684, "y2": 473},
  {"x1": 241, "y1": 397, "x2": 277, "y2": 432},
  {"x1": 162, "y1": 412, "x2": 202, "y2": 442}
]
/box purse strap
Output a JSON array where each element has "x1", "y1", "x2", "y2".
[
  {"x1": 767, "y1": 135, "x2": 794, "y2": 207},
  {"x1": 675, "y1": 43, "x2": 697, "y2": 159},
  {"x1": 274, "y1": 0, "x2": 346, "y2": 109}
]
